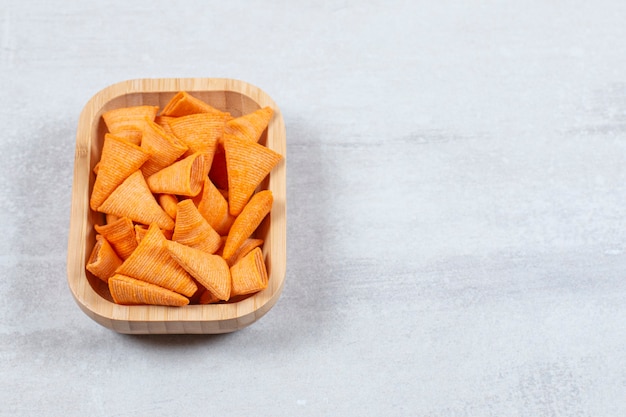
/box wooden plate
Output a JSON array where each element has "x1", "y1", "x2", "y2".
[{"x1": 67, "y1": 78, "x2": 286, "y2": 334}]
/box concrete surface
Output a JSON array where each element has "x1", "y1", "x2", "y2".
[{"x1": 1, "y1": 1, "x2": 625, "y2": 415}]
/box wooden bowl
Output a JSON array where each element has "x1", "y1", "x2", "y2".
[{"x1": 67, "y1": 78, "x2": 286, "y2": 334}]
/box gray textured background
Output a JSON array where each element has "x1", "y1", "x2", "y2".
[{"x1": 2, "y1": 1, "x2": 626, "y2": 415}]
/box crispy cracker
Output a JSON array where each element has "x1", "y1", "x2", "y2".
[
  {"x1": 146, "y1": 152, "x2": 208, "y2": 197},
  {"x1": 90, "y1": 133, "x2": 151, "y2": 211},
  {"x1": 193, "y1": 179, "x2": 235, "y2": 236},
  {"x1": 108, "y1": 273, "x2": 189, "y2": 306},
  {"x1": 165, "y1": 240, "x2": 231, "y2": 301},
  {"x1": 86, "y1": 235, "x2": 123, "y2": 282},
  {"x1": 115, "y1": 224, "x2": 197, "y2": 296},
  {"x1": 94, "y1": 216, "x2": 138, "y2": 260},
  {"x1": 102, "y1": 105, "x2": 158, "y2": 134},
  {"x1": 224, "y1": 106, "x2": 273, "y2": 144},
  {"x1": 230, "y1": 247, "x2": 268, "y2": 297},
  {"x1": 98, "y1": 171, "x2": 175, "y2": 230},
  {"x1": 222, "y1": 190, "x2": 273, "y2": 260},
  {"x1": 223, "y1": 133, "x2": 282, "y2": 216},
  {"x1": 161, "y1": 91, "x2": 232, "y2": 118},
  {"x1": 140, "y1": 120, "x2": 188, "y2": 177},
  {"x1": 172, "y1": 199, "x2": 222, "y2": 254}
]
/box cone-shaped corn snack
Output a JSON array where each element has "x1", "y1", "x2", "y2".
[
  {"x1": 165, "y1": 240, "x2": 231, "y2": 301},
  {"x1": 172, "y1": 199, "x2": 222, "y2": 254},
  {"x1": 94, "y1": 216, "x2": 138, "y2": 260},
  {"x1": 98, "y1": 171, "x2": 175, "y2": 230},
  {"x1": 140, "y1": 120, "x2": 188, "y2": 177},
  {"x1": 230, "y1": 247, "x2": 268, "y2": 297},
  {"x1": 224, "y1": 238, "x2": 264, "y2": 267},
  {"x1": 224, "y1": 106, "x2": 273, "y2": 144},
  {"x1": 86, "y1": 235, "x2": 123, "y2": 282},
  {"x1": 222, "y1": 190, "x2": 273, "y2": 260},
  {"x1": 115, "y1": 224, "x2": 197, "y2": 296},
  {"x1": 134, "y1": 224, "x2": 173, "y2": 244},
  {"x1": 108, "y1": 274, "x2": 189, "y2": 306},
  {"x1": 102, "y1": 105, "x2": 158, "y2": 134},
  {"x1": 112, "y1": 129, "x2": 142, "y2": 146},
  {"x1": 105, "y1": 213, "x2": 119, "y2": 224},
  {"x1": 146, "y1": 152, "x2": 207, "y2": 197},
  {"x1": 154, "y1": 115, "x2": 176, "y2": 136},
  {"x1": 193, "y1": 179, "x2": 235, "y2": 236},
  {"x1": 223, "y1": 134, "x2": 281, "y2": 216},
  {"x1": 89, "y1": 133, "x2": 151, "y2": 210},
  {"x1": 161, "y1": 91, "x2": 232, "y2": 118},
  {"x1": 168, "y1": 112, "x2": 229, "y2": 163},
  {"x1": 158, "y1": 194, "x2": 179, "y2": 220}
]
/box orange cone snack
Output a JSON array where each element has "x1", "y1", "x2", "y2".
[
  {"x1": 230, "y1": 247, "x2": 268, "y2": 297},
  {"x1": 161, "y1": 91, "x2": 232, "y2": 118},
  {"x1": 168, "y1": 113, "x2": 229, "y2": 162},
  {"x1": 94, "y1": 216, "x2": 138, "y2": 260},
  {"x1": 223, "y1": 134, "x2": 282, "y2": 216},
  {"x1": 86, "y1": 235, "x2": 123, "y2": 282},
  {"x1": 116, "y1": 224, "x2": 197, "y2": 297},
  {"x1": 194, "y1": 179, "x2": 235, "y2": 236},
  {"x1": 165, "y1": 240, "x2": 231, "y2": 301},
  {"x1": 105, "y1": 213, "x2": 119, "y2": 224},
  {"x1": 224, "y1": 238, "x2": 264, "y2": 267},
  {"x1": 134, "y1": 224, "x2": 173, "y2": 244},
  {"x1": 198, "y1": 288, "x2": 221, "y2": 304},
  {"x1": 102, "y1": 105, "x2": 159, "y2": 134},
  {"x1": 154, "y1": 115, "x2": 176, "y2": 136},
  {"x1": 222, "y1": 190, "x2": 273, "y2": 260},
  {"x1": 158, "y1": 194, "x2": 179, "y2": 220},
  {"x1": 108, "y1": 274, "x2": 189, "y2": 306},
  {"x1": 89, "y1": 133, "x2": 151, "y2": 211},
  {"x1": 146, "y1": 152, "x2": 207, "y2": 197},
  {"x1": 172, "y1": 199, "x2": 222, "y2": 254},
  {"x1": 112, "y1": 129, "x2": 143, "y2": 146},
  {"x1": 224, "y1": 106, "x2": 273, "y2": 144},
  {"x1": 98, "y1": 170, "x2": 175, "y2": 230},
  {"x1": 134, "y1": 224, "x2": 148, "y2": 244},
  {"x1": 140, "y1": 120, "x2": 188, "y2": 177}
]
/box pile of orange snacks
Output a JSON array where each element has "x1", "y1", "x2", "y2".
[{"x1": 85, "y1": 92, "x2": 283, "y2": 306}]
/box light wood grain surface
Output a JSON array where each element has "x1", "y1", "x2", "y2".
[{"x1": 1, "y1": 1, "x2": 626, "y2": 416}]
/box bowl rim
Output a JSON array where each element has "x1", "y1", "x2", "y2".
[{"x1": 67, "y1": 78, "x2": 286, "y2": 334}]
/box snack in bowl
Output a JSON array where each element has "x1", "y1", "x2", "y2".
[{"x1": 67, "y1": 78, "x2": 286, "y2": 334}]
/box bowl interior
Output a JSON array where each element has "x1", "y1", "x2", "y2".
[{"x1": 87, "y1": 90, "x2": 265, "y2": 300}]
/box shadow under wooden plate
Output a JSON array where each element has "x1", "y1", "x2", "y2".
[{"x1": 67, "y1": 78, "x2": 286, "y2": 334}]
